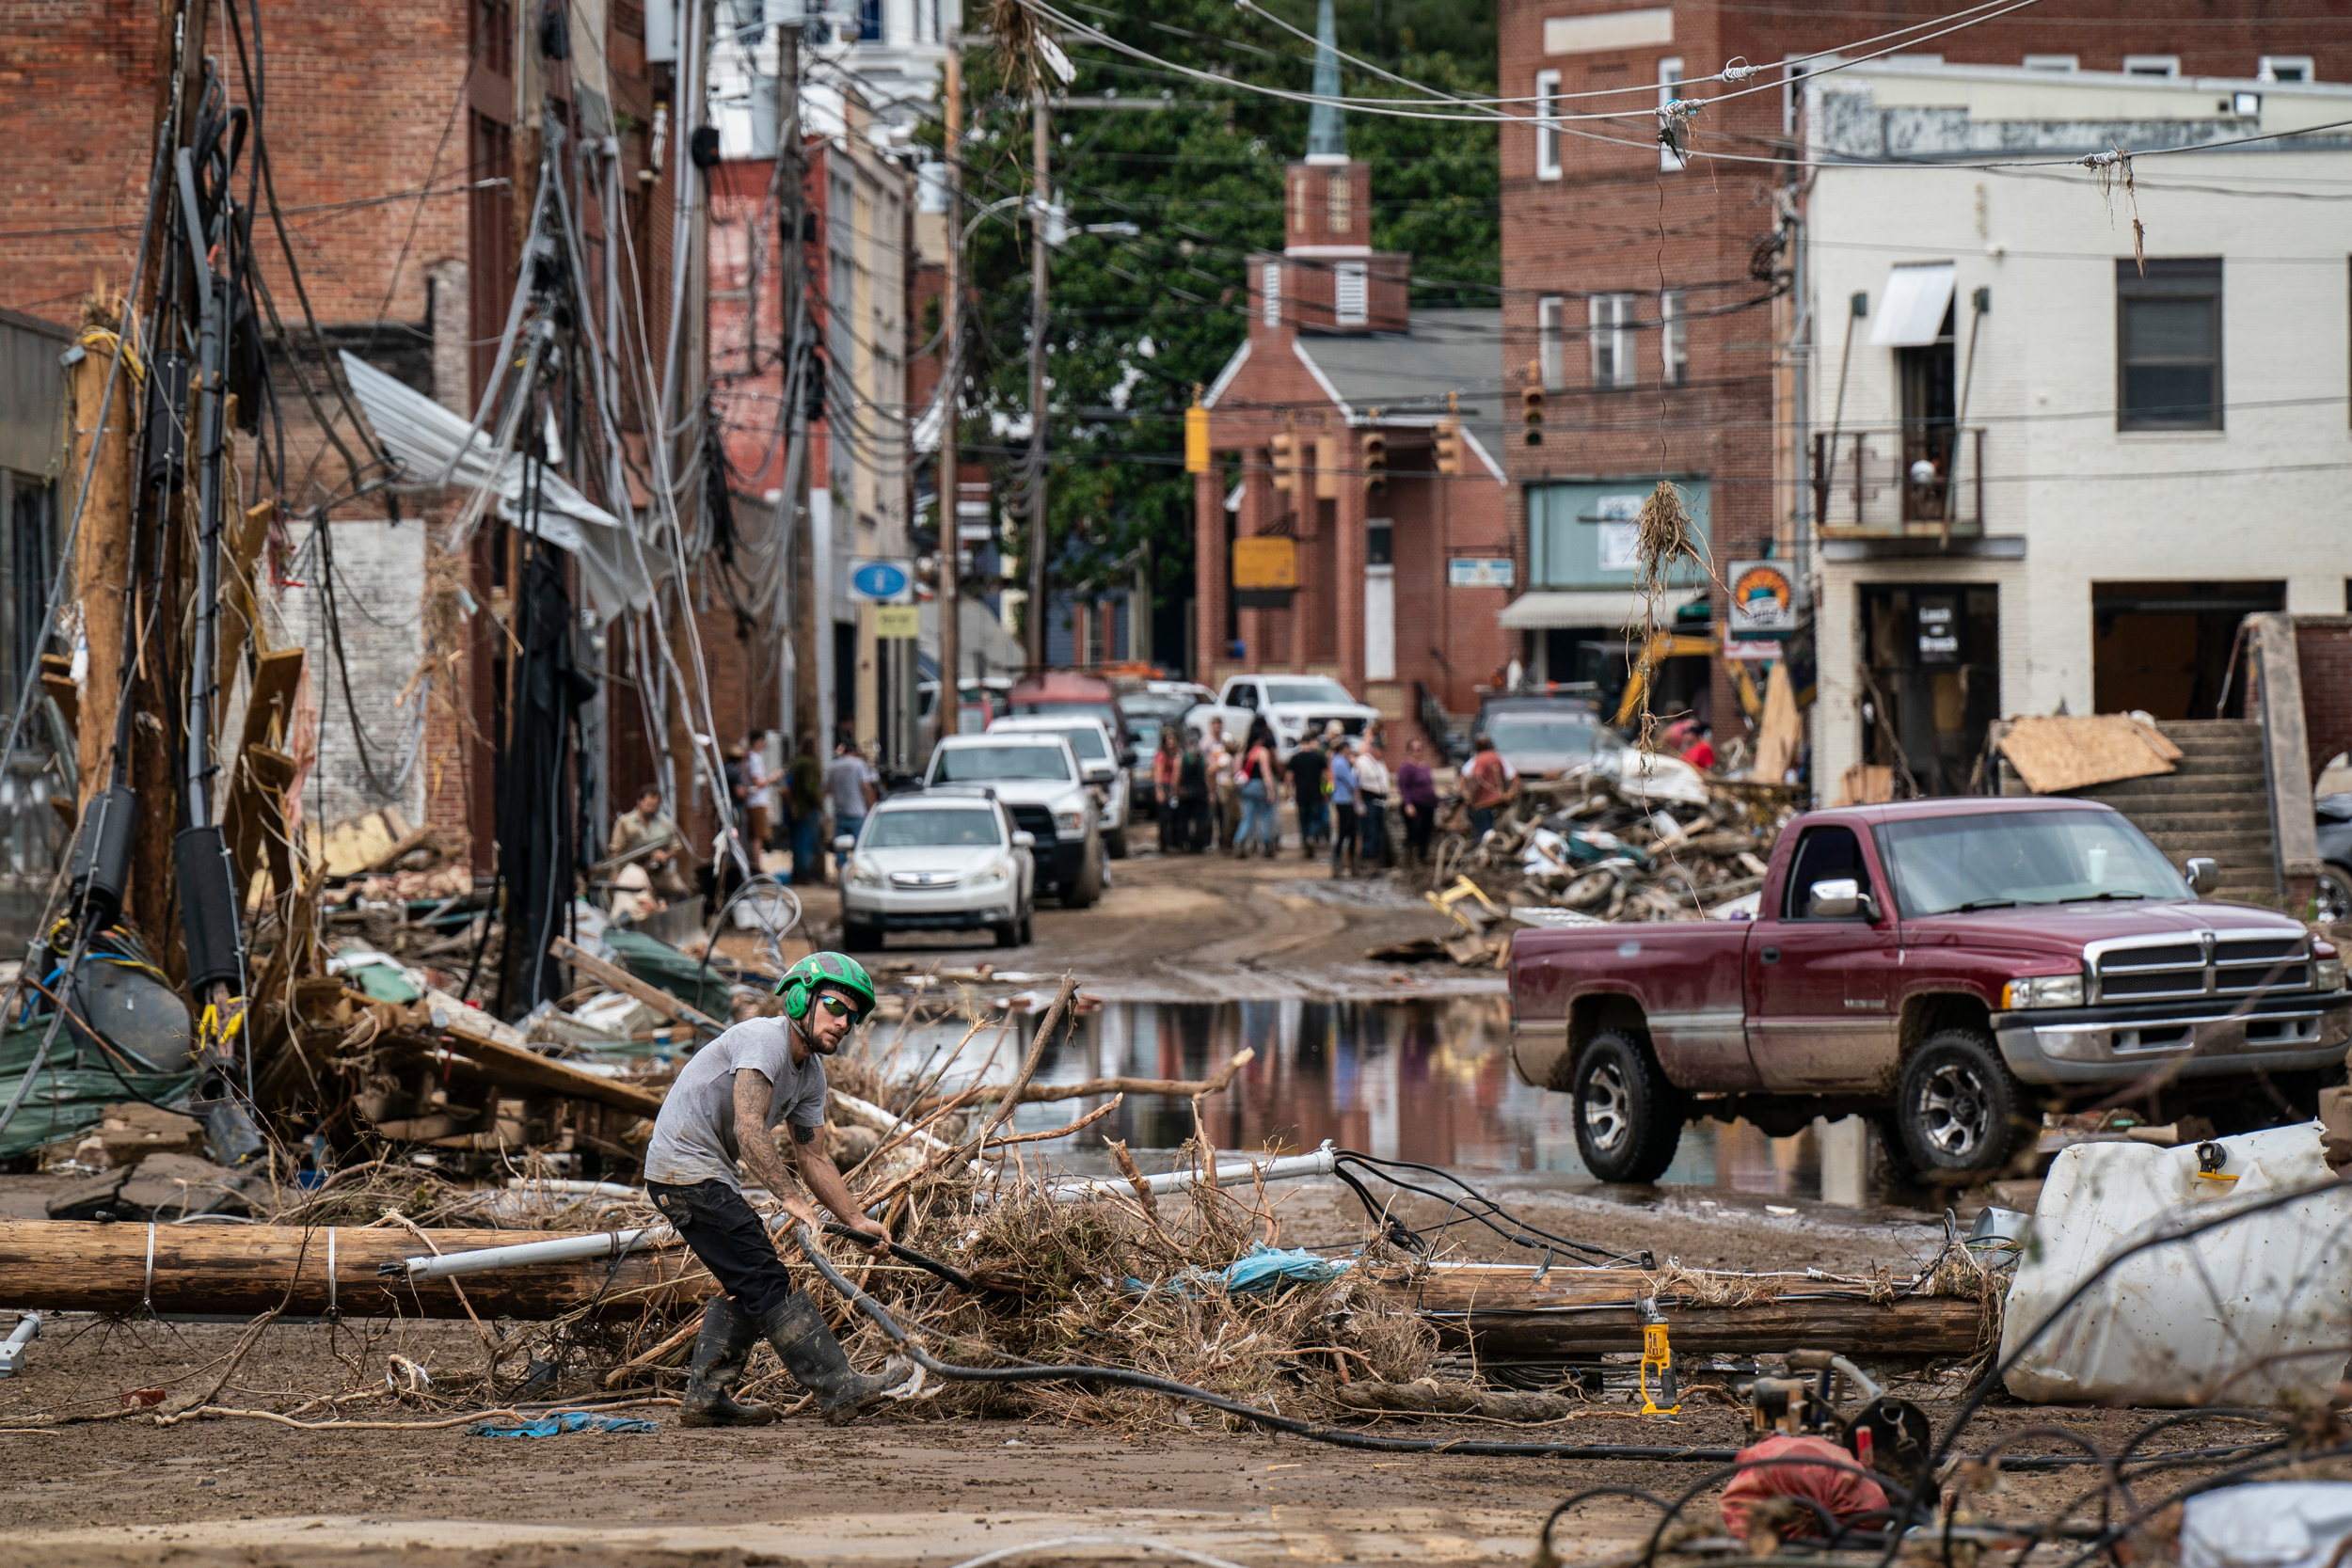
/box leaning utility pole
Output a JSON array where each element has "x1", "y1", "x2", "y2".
[
  {"x1": 780, "y1": 20, "x2": 819, "y2": 752},
  {"x1": 934, "y1": 42, "x2": 963, "y2": 740},
  {"x1": 1023, "y1": 93, "x2": 1050, "y2": 673}
]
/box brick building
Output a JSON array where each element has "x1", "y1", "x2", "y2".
[
  {"x1": 1495, "y1": 0, "x2": 2345, "y2": 744},
  {"x1": 1193, "y1": 46, "x2": 1512, "y2": 747}
]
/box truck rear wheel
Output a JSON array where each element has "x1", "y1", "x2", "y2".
[
  {"x1": 1894, "y1": 1028, "x2": 2032, "y2": 1182},
  {"x1": 1571, "y1": 1029, "x2": 1686, "y2": 1184}
]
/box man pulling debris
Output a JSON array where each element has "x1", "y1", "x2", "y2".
[{"x1": 644, "y1": 951, "x2": 911, "y2": 1426}]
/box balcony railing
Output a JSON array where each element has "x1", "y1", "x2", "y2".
[{"x1": 1811, "y1": 425, "x2": 1985, "y2": 538}]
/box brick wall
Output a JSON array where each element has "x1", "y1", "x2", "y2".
[{"x1": 2296, "y1": 616, "x2": 2352, "y2": 784}]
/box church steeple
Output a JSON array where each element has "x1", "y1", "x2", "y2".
[{"x1": 1306, "y1": 0, "x2": 1345, "y2": 166}]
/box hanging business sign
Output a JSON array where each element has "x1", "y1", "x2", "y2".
[
  {"x1": 1725, "y1": 560, "x2": 1802, "y2": 638},
  {"x1": 848, "y1": 557, "x2": 914, "y2": 603},
  {"x1": 1447, "y1": 558, "x2": 1514, "y2": 589}
]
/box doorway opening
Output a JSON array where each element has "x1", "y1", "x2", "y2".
[
  {"x1": 2090, "y1": 581, "x2": 2281, "y2": 720},
  {"x1": 1860, "y1": 583, "x2": 1999, "y2": 795}
]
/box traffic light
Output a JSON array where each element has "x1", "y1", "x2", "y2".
[
  {"x1": 1270, "y1": 430, "x2": 1297, "y2": 494},
  {"x1": 1361, "y1": 429, "x2": 1388, "y2": 495},
  {"x1": 1434, "y1": 417, "x2": 1462, "y2": 476},
  {"x1": 1314, "y1": 435, "x2": 1339, "y2": 499},
  {"x1": 1522, "y1": 358, "x2": 1545, "y2": 447},
  {"x1": 1184, "y1": 385, "x2": 1209, "y2": 474}
]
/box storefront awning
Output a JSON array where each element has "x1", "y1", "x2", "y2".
[
  {"x1": 1497, "y1": 588, "x2": 1705, "y2": 630},
  {"x1": 1868, "y1": 261, "x2": 1956, "y2": 348}
]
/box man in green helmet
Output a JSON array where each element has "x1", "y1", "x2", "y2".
[{"x1": 643, "y1": 951, "x2": 910, "y2": 1426}]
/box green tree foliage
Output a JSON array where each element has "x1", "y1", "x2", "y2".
[{"x1": 939, "y1": 0, "x2": 1497, "y2": 631}]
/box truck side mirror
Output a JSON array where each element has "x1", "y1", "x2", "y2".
[
  {"x1": 1808, "y1": 878, "x2": 1863, "y2": 918},
  {"x1": 1011, "y1": 831, "x2": 1036, "y2": 850},
  {"x1": 2184, "y1": 856, "x2": 2218, "y2": 896}
]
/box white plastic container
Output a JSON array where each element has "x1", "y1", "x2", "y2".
[{"x1": 2000, "y1": 1122, "x2": 2352, "y2": 1405}]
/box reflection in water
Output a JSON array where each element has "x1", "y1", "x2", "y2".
[{"x1": 870, "y1": 997, "x2": 1825, "y2": 1199}]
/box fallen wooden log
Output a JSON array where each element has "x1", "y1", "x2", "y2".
[
  {"x1": 0, "y1": 1221, "x2": 706, "y2": 1321},
  {"x1": 1359, "y1": 1262, "x2": 1993, "y2": 1358}
]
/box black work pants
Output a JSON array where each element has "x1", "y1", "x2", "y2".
[{"x1": 647, "y1": 1178, "x2": 799, "y2": 1319}]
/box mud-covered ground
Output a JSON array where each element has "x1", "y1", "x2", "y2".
[
  {"x1": 755, "y1": 835, "x2": 1501, "y2": 1004},
  {"x1": 0, "y1": 1184, "x2": 2282, "y2": 1567}
]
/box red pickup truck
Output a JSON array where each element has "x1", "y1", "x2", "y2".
[{"x1": 1508, "y1": 798, "x2": 2351, "y2": 1182}]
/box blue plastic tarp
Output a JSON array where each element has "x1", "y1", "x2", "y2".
[{"x1": 467, "y1": 1410, "x2": 659, "y2": 1437}]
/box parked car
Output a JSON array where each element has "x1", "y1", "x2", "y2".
[
  {"x1": 1005, "y1": 670, "x2": 1132, "y2": 756},
  {"x1": 1508, "y1": 797, "x2": 2351, "y2": 1184},
  {"x1": 836, "y1": 788, "x2": 1036, "y2": 951},
  {"x1": 2314, "y1": 793, "x2": 2352, "y2": 923},
  {"x1": 1188, "y1": 673, "x2": 1381, "y2": 759},
  {"x1": 921, "y1": 733, "x2": 1104, "y2": 907},
  {"x1": 988, "y1": 714, "x2": 1132, "y2": 859},
  {"x1": 1471, "y1": 691, "x2": 1621, "y2": 780}
]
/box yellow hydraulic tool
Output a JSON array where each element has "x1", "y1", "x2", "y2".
[
  {"x1": 1637, "y1": 1296, "x2": 1679, "y2": 1418},
  {"x1": 1425, "y1": 876, "x2": 1501, "y2": 933}
]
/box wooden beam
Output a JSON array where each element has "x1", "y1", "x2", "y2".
[
  {"x1": 549, "y1": 935, "x2": 725, "y2": 1035},
  {"x1": 396, "y1": 1006, "x2": 669, "y2": 1121},
  {"x1": 0, "y1": 1220, "x2": 702, "y2": 1320}
]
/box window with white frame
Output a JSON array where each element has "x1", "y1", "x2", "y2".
[
  {"x1": 1262, "y1": 261, "x2": 1281, "y2": 328},
  {"x1": 2122, "y1": 55, "x2": 2181, "y2": 77},
  {"x1": 1591, "y1": 293, "x2": 1635, "y2": 388},
  {"x1": 1661, "y1": 289, "x2": 1687, "y2": 386},
  {"x1": 2261, "y1": 55, "x2": 2313, "y2": 82},
  {"x1": 1535, "y1": 70, "x2": 1562, "y2": 180},
  {"x1": 2022, "y1": 54, "x2": 2079, "y2": 71},
  {"x1": 1538, "y1": 296, "x2": 1565, "y2": 387},
  {"x1": 1335, "y1": 262, "x2": 1368, "y2": 325},
  {"x1": 1658, "y1": 57, "x2": 1685, "y2": 171}
]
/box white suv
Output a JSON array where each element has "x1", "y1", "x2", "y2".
[
  {"x1": 987, "y1": 714, "x2": 1132, "y2": 859},
  {"x1": 922, "y1": 733, "x2": 1104, "y2": 908},
  {"x1": 836, "y1": 789, "x2": 1037, "y2": 951}
]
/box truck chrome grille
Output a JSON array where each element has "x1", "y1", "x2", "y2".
[{"x1": 2089, "y1": 929, "x2": 2312, "y2": 1003}]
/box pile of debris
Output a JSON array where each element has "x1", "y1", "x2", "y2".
[{"x1": 1377, "y1": 767, "x2": 1801, "y2": 967}]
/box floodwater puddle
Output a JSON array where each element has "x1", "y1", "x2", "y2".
[{"x1": 864, "y1": 996, "x2": 1851, "y2": 1202}]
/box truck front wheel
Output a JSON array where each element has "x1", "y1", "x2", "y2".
[
  {"x1": 1894, "y1": 1028, "x2": 2032, "y2": 1181},
  {"x1": 1571, "y1": 1029, "x2": 1686, "y2": 1184}
]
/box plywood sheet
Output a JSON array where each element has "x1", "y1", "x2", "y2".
[{"x1": 1998, "y1": 714, "x2": 2177, "y2": 795}]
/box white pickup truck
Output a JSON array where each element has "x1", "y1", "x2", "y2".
[{"x1": 1188, "y1": 674, "x2": 1383, "y2": 758}]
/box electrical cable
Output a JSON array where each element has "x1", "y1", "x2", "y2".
[{"x1": 1329, "y1": 1152, "x2": 1649, "y2": 1268}]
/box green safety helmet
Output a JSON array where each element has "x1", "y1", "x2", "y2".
[{"x1": 777, "y1": 951, "x2": 877, "y2": 1023}]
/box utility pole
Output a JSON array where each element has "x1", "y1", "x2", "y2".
[
  {"x1": 780, "y1": 20, "x2": 819, "y2": 756},
  {"x1": 935, "y1": 42, "x2": 962, "y2": 740},
  {"x1": 68, "y1": 289, "x2": 130, "y2": 811},
  {"x1": 1024, "y1": 93, "x2": 1050, "y2": 672}
]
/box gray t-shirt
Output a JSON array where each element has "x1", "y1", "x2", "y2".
[
  {"x1": 644, "y1": 1018, "x2": 828, "y2": 1190},
  {"x1": 825, "y1": 753, "x2": 876, "y2": 819}
]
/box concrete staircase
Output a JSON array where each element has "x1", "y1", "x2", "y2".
[{"x1": 2071, "y1": 720, "x2": 2280, "y2": 905}]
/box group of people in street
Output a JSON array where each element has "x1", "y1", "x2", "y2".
[
  {"x1": 612, "y1": 731, "x2": 885, "y2": 911},
  {"x1": 1149, "y1": 717, "x2": 1445, "y2": 878}
]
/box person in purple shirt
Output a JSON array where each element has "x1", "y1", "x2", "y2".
[{"x1": 1397, "y1": 736, "x2": 1439, "y2": 869}]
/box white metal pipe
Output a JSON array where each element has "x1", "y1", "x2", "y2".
[
  {"x1": 385, "y1": 1225, "x2": 670, "y2": 1282},
  {"x1": 502, "y1": 1179, "x2": 645, "y2": 1200},
  {"x1": 0, "y1": 1311, "x2": 40, "y2": 1376},
  {"x1": 1041, "y1": 1141, "x2": 1338, "y2": 1205}
]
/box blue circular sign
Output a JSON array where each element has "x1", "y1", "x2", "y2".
[{"x1": 850, "y1": 559, "x2": 911, "y2": 600}]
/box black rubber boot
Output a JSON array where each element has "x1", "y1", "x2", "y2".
[
  {"x1": 758, "y1": 1291, "x2": 913, "y2": 1425},
  {"x1": 678, "y1": 1296, "x2": 777, "y2": 1428}
]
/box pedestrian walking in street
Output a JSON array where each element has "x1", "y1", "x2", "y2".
[
  {"x1": 644, "y1": 952, "x2": 911, "y2": 1426},
  {"x1": 1176, "y1": 728, "x2": 1212, "y2": 851},
  {"x1": 1462, "y1": 734, "x2": 1514, "y2": 842},
  {"x1": 825, "y1": 741, "x2": 879, "y2": 872},
  {"x1": 1236, "y1": 719, "x2": 1281, "y2": 857},
  {"x1": 743, "y1": 731, "x2": 775, "y2": 853},
  {"x1": 786, "y1": 735, "x2": 825, "y2": 884},
  {"x1": 1354, "y1": 736, "x2": 1393, "y2": 875},
  {"x1": 1287, "y1": 729, "x2": 1329, "y2": 854},
  {"x1": 1152, "y1": 726, "x2": 1184, "y2": 854},
  {"x1": 1398, "y1": 736, "x2": 1438, "y2": 869},
  {"x1": 1328, "y1": 732, "x2": 1360, "y2": 879},
  {"x1": 1206, "y1": 719, "x2": 1241, "y2": 853}
]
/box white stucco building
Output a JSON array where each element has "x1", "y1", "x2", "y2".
[{"x1": 1799, "y1": 60, "x2": 2352, "y2": 795}]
